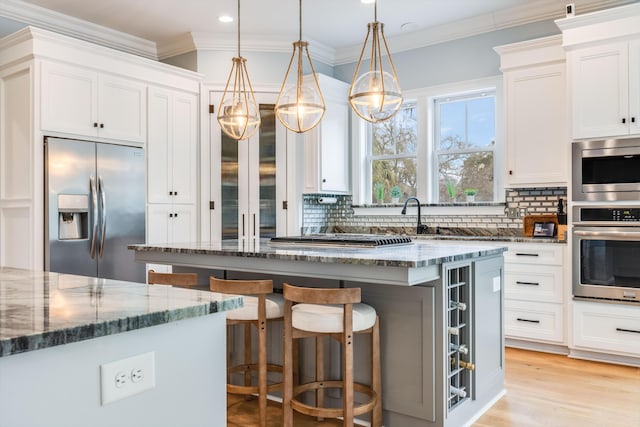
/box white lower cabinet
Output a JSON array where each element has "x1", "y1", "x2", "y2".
[
  {"x1": 147, "y1": 204, "x2": 197, "y2": 246},
  {"x1": 573, "y1": 301, "x2": 640, "y2": 357},
  {"x1": 504, "y1": 243, "x2": 566, "y2": 345},
  {"x1": 505, "y1": 300, "x2": 564, "y2": 342}
]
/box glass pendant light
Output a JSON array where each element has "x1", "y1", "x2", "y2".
[
  {"x1": 349, "y1": 0, "x2": 402, "y2": 123},
  {"x1": 217, "y1": 0, "x2": 260, "y2": 140},
  {"x1": 275, "y1": 0, "x2": 325, "y2": 133}
]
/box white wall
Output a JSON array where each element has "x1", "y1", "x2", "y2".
[
  {"x1": 335, "y1": 20, "x2": 560, "y2": 90},
  {"x1": 0, "y1": 313, "x2": 227, "y2": 427}
]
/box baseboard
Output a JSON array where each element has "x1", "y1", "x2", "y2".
[
  {"x1": 505, "y1": 338, "x2": 569, "y2": 355},
  {"x1": 568, "y1": 349, "x2": 640, "y2": 367}
]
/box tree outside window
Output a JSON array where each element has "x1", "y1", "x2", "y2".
[
  {"x1": 369, "y1": 103, "x2": 418, "y2": 203},
  {"x1": 434, "y1": 92, "x2": 496, "y2": 202}
]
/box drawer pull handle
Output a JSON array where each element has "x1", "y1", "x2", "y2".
[
  {"x1": 616, "y1": 327, "x2": 640, "y2": 334},
  {"x1": 516, "y1": 281, "x2": 540, "y2": 286},
  {"x1": 517, "y1": 318, "x2": 540, "y2": 324},
  {"x1": 515, "y1": 253, "x2": 539, "y2": 257}
]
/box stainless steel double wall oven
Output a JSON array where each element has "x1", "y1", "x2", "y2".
[{"x1": 572, "y1": 138, "x2": 640, "y2": 304}]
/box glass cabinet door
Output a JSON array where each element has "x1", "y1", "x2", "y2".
[{"x1": 219, "y1": 102, "x2": 277, "y2": 241}]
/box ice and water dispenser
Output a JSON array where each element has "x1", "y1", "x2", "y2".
[{"x1": 57, "y1": 194, "x2": 89, "y2": 240}]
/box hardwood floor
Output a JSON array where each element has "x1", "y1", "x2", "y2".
[
  {"x1": 227, "y1": 347, "x2": 640, "y2": 426},
  {"x1": 474, "y1": 348, "x2": 640, "y2": 427}
]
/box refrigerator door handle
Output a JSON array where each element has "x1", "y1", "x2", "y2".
[
  {"x1": 90, "y1": 176, "x2": 98, "y2": 259},
  {"x1": 99, "y1": 176, "x2": 107, "y2": 258}
]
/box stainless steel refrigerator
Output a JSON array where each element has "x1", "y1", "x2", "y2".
[{"x1": 44, "y1": 137, "x2": 146, "y2": 282}]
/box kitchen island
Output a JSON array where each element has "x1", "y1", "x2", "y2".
[
  {"x1": 0, "y1": 267, "x2": 242, "y2": 427},
  {"x1": 130, "y1": 238, "x2": 507, "y2": 427}
]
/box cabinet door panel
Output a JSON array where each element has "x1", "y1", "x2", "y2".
[
  {"x1": 171, "y1": 204, "x2": 197, "y2": 243},
  {"x1": 147, "y1": 204, "x2": 170, "y2": 245},
  {"x1": 147, "y1": 88, "x2": 172, "y2": 204},
  {"x1": 573, "y1": 301, "x2": 640, "y2": 356},
  {"x1": 320, "y1": 101, "x2": 350, "y2": 193},
  {"x1": 98, "y1": 75, "x2": 146, "y2": 143},
  {"x1": 506, "y1": 64, "x2": 567, "y2": 185},
  {"x1": 629, "y1": 40, "x2": 640, "y2": 135},
  {"x1": 171, "y1": 92, "x2": 198, "y2": 204},
  {"x1": 41, "y1": 62, "x2": 97, "y2": 137},
  {"x1": 570, "y1": 42, "x2": 629, "y2": 138}
]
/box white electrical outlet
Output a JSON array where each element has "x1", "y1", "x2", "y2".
[{"x1": 100, "y1": 352, "x2": 156, "y2": 405}]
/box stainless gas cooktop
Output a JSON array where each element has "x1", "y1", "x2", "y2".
[{"x1": 268, "y1": 234, "x2": 413, "y2": 248}]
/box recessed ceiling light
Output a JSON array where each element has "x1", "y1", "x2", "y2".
[
  {"x1": 218, "y1": 15, "x2": 233, "y2": 23},
  {"x1": 360, "y1": 0, "x2": 375, "y2": 4}
]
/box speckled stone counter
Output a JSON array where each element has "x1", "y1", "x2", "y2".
[
  {"x1": 129, "y1": 238, "x2": 507, "y2": 286},
  {"x1": 0, "y1": 267, "x2": 242, "y2": 357}
]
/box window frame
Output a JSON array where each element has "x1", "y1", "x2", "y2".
[{"x1": 352, "y1": 76, "x2": 504, "y2": 209}]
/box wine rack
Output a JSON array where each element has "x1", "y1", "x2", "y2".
[{"x1": 446, "y1": 264, "x2": 473, "y2": 412}]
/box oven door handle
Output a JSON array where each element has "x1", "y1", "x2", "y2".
[{"x1": 574, "y1": 230, "x2": 640, "y2": 240}]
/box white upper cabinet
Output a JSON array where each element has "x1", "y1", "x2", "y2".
[
  {"x1": 303, "y1": 74, "x2": 350, "y2": 194},
  {"x1": 496, "y1": 36, "x2": 569, "y2": 187},
  {"x1": 41, "y1": 61, "x2": 147, "y2": 143},
  {"x1": 568, "y1": 41, "x2": 637, "y2": 139},
  {"x1": 558, "y1": 3, "x2": 640, "y2": 139},
  {"x1": 147, "y1": 86, "x2": 198, "y2": 205}
]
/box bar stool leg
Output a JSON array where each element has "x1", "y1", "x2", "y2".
[
  {"x1": 372, "y1": 317, "x2": 382, "y2": 427},
  {"x1": 244, "y1": 324, "x2": 252, "y2": 387},
  {"x1": 343, "y1": 303, "x2": 354, "y2": 427},
  {"x1": 283, "y1": 301, "x2": 294, "y2": 427},
  {"x1": 316, "y1": 336, "x2": 325, "y2": 421},
  {"x1": 258, "y1": 297, "x2": 267, "y2": 427}
]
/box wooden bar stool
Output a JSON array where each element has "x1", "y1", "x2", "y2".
[
  {"x1": 147, "y1": 270, "x2": 198, "y2": 288},
  {"x1": 209, "y1": 277, "x2": 284, "y2": 427},
  {"x1": 282, "y1": 283, "x2": 382, "y2": 427}
]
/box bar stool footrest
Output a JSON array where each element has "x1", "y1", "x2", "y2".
[{"x1": 291, "y1": 380, "x2": 377, "y2": 418}]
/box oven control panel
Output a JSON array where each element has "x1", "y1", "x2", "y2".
[{"x1": 579, "y1": 207, "x2": 640, "y2": 222}]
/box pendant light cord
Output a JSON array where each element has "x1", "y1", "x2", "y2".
[
  {"x1": 237, "y1": 0, "x2": 241, "y2": 57},
  {"x1": 299, "y1": 0, "x2": 302, "y2": 41},
  {"x1": 374, "y1": 0, "x2": 377, "y2": 22}
]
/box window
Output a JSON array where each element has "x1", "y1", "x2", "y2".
[
  {"x1": 434, "y1": 90, "x2": 496, "y2": 202},
  {"x1": 356, "y1": 77, "x2": 502, "y2": 207},
  {"x1": 368, "y1": 102, "x2": 418, "y2": 203}
]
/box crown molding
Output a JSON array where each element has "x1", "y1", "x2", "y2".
[
  {"x1": 157, "y1": 31, "x2": 336, "y2": 66},
  {"x1": 1, "y1": 0, "x2": 634, "y2": 67},
  {"x1": 0, "y1": 0, "x2": 158, "y2": 60},
  {"x1": 333, "y1": 0, "x2": 635, "y2": 65}
]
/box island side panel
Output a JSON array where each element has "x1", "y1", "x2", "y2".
[{"x1": 0, "y1": 313, "x2": 227, "y2": 427}]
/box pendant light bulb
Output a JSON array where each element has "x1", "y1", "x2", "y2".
[
  {"x1": 275, "y1": 0, "x2": 325, "y2": 133},
  {"x1": 217, "y1": 0, "x2": 260, "y2": 140},
  {"x1": 349, "y1": 2, "x2": 402, "y2": 123}
]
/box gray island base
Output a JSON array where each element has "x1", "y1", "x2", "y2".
[{"x1": 130, "y1": 239, "x2": 507, "y2": 427}]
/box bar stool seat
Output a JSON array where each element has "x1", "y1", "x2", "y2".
[
  {"x1": 283, "y1": 284, "x2": 382, "y2": 427},
  {"x1": 292, "y1": 303, "x2": 376, "y2": 333},
  {"x1": 209, "y1": 277, "x2": 283, "y2": 427},
  {"x1": 227, "y1": 294, "x2": 285, "y2": 321}
]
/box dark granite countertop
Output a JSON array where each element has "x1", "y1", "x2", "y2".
[
  {"x1": 0, "y1": 268, "x2": 242, "y2": 358},
  {"x1": 129, "y1": 238, "x2": 507, "y2": 269}
]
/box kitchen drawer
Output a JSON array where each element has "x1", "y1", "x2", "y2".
[
  {"x1": 505, "y1": 300, "x2": 564, "y2": 343},
  {"x1": 573, "y1": 301, "x2": 640, "y2": 356},
  {"x1": 504, "y1": 243, "x2": 564, "y2": 266},
  {"x1": 505, "y1": 264, "x2": 563, "y2": 303}
]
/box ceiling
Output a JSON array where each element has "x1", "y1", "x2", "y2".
[{"x1": 2, "y1": 0, "x2": 638, "y2": 62}]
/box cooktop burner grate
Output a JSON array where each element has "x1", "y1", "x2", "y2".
[{"x1": 268, "y1": 235, "x2": 413, "y2": 248}]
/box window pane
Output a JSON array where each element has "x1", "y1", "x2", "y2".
[
  {"x1": 438, "y1": 152, "x2": 494, "y2": 202},
  {"x1": 438, "y1": 95, "x2": 495, "y2": 150},
  {"x1": 467, "y1": 96, "x2": 495, "y2": 148},
  {"x1": 439, "y1": 101, "x2": 466, "y2": 150},
  {"x1": 372, "y1": 104, "x2": 417, "y2": 156},
  {"x1": 372, "y1": 158, "x2": 417, "y2": 203}
]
